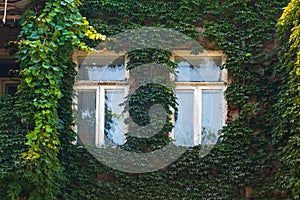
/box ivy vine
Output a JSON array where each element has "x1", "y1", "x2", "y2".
[
  {"x1": 276, "y1": 0, "x2": 300, "y2": 198},
  {"x1": 0, "y1": 0, "x2": 104, "y2": 199},
  {"x1": 0, "y1": 0, "x2": 297, "y2": 199}
]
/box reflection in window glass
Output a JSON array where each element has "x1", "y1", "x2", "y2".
[
  {"x1": 174, "y1": 90, "x2": 194, "y2": 146},
  {"x1": 77, "y1": 91, "x2": 96, "y2": 146},
  {"x1": 78, "y1": 56, "x2": 125, "y2": 81},
  {"x1": 105, "y1": 90, "x2": 125, "y2": 146},
  {"x1": 201, "y1": 90, "x2": 222, "y2": 145},
  {"x1": 175, "y1": 56, "x2": 222, "y2": 82}
]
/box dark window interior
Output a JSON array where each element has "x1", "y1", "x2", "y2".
[
  {"x1": 0, "y1": 58, "x2": 19, "y2": 78},
  {"x1": 5, "y1": 84, "x2": 18, "y2": 95}
]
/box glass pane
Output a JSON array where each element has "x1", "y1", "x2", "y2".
[
  {"x1": 78, "y1": 56, "x2": 125, "y2": 81},
  {"x1": 175, "y1": 56, "x2": 222, "y2": 82},
  {"x1": 5, "y1": 84, "x2": 18, "y2": 95},
  {"x1": 104, "y1": 90, "x2": 125, "y2": 146},
  {"x1": 201, "y1": 90, "x2": 222, "y2": 145},
  {"x1": 0, "y1": 59, "x2": 19, "y2": 77},
  {"x1": 174, "y1": 90, "x2": 194, "y2": 146},
  {"x1": 77, "y1": 91, "x2": 96, "y2": 146}
]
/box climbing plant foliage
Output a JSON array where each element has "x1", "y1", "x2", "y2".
[
  {"x1": 1, "y1": 0, "x2": 104, "y2": 199},
  {"x1": 276, "y1": 0, "x2": 300, "y2": 198},
  {"x1": 77, "y1": 0, "x2": 291, "y2": 199},
  {"x1": 0, "y1": 0, "x2": 297, "y2": 199}
]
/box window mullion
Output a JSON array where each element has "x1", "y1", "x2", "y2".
[
  {"x1": 169, "y1": 97, "x2": 175, "y2": 141},
  {"x1": 122, "y1": 86, "x2": 129, "y2": 143},
  {"x1": 97, "y1": 87, "x2": 105, "y2": 147},
  {"x1": 221, "y1": 86, "x2": 227, "y2": 128},
  {"x1": 124, "y1": 54, "x2": 129, "y2": 81},
  {"x1": 194, "y1": 87, "x2": 202, "y2": 146},
  {"x1": 72, "y1": 89, "x2": 79, "y2": 145}
]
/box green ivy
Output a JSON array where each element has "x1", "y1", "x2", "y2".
[
  {"x1": 0, "y1": 0, "x2": 297, "y2": 199},
  {"x1": 276, "y1": 0, "x2": 300, "y2": 198},
  {"x1": 68, "y1": 0, "x2": 290, "y2": 199},
  {"x1": 0, "y1": 0, "x2": 98, "y2": 199}
]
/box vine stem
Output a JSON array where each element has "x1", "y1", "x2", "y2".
[{"x1": 2, "y1": 0, "x2": 8, "y2": 24}]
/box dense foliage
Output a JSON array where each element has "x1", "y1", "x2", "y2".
[
  {"x1": 1, "y1": 0, "x2": 104, "y2": 199},
  {"x1": 276, "y1": 0, "x2": 300, "y2": 198},
  {"x1": 78, "y1": 0, "x2": 291, "y2": 199},
  {"x1": 0, "y1": 0, "x2": 297, "y2": 199}
]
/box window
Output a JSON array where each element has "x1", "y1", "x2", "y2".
[
  {"x1": 75, "y1": 85, "x2": 127, "y2": 147},
  {"x1": 75, "y1": 51, "x2": 226, "y2": 147},
  {"x1": 174, "y1": 56, "x2": 222, "y2": 82},
  {"x1": 0, "y1": 59, "x2": 20, "y2": 96},
  {"x1": 173, "y1": 87, "x2": 225, "y2": 146},
  {"x1": 171, "y1": 52, "x2": 227, "y2": 146},
  {"x1": 75, "y1": 52, "x2": 128, "y2": 147},
  {"x1": 0, "y1": 78, "x2": 19, "y2": 96},
  {"x1": 77, "y1": 56, "x2": 125, "y2": 81}
]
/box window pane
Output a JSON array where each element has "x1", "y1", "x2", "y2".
[
  {"x1": 174, "y1": 90, "x2": 194, "y2": 146},
  {"x1": 77, "y1": 91, "x2": 96, "y2": 146},
  {"x1": 105, "y1": 90, "x2": 125, "y2": 146},
  {"x1": 201, "y1": 90, "x2": 222, "y2": 145},
  {"x1": 5, "y1": 84, "x2": 18, "y2": 95},
  {"x1": 175, "y1": 56, "x2": 222, "y2": 82},
  {"x1": 78, "y1": 56, "x2": 125, "y2": 81},
  {"x1": 0, "y1": 59, "x2": 19, "y2": 77}
]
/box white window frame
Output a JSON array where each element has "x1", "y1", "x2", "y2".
[
  {"x1": 170, "y1": 50, "x2": 227, "y2": 146},
  {"x1": 74, "y1": 50, "x2": 129, "y2": 146},
  {"x1": 98, "y1": 85, "x2": 128, "y2": 147},
  {"x1": 74, "y1": 85, "x2": 128, "y2": 147},
  {"x1": 172, "y1": 84, "x2": 226, "y2": 146},
  {"x1": 73, "y1": 50, "x2": 227, "y2": 147}
]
